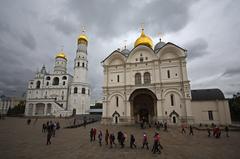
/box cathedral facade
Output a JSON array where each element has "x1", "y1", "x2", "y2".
[
  {"x1": 101, "y1": 29, "x2": 231, "y2": 125},
  {"x1": 24, "y1": 33, "x2": 90, "y2": 117}
]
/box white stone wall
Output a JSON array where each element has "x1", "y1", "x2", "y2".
[{"x1": 191, "y1": 100, "x2": 232, "y2": 125}]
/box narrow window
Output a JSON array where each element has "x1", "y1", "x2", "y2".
[
  {"x1": 144, "y1": 72, "x2": 151, "y2": 84},
  {"x1": 170, "y1": 94, "x2": 174, "y2": 106},
  {"x1": 77, "y1": 62, "x2": 80, "y2": 67},
  {"x1": 36, "y1": 81, "x2": 41, "y2": 89},
  {"x1": 46, "y1": 82, "x2": 49, "y2": 86},
  {"x1": 63, "y1": 81, "x2": 65, "y2": 85},
  {"x1": 167, "y1": 70, "x2": 170, "y2": 78},
  {"x1": 82, "y1": 63, "x2": 85, "y2": 67},
  {"x1": 135, "y1": 73, "x2": 141, "y2": 85},
  {"x1": 117, "y1": 75, "x2": 120, "y2": 82},
  {"x1": 82, "y1": 88, "x2": 86, "y2": 94},
  {"x1": 116, "y1": 96, "x2": 119, "y2": 107},
  {"x1": 74, "y1": 87, "x2": 78, "y2": 94},
  {"x1": 208, "y1": 111, "x2": 213, "y2": 120}
]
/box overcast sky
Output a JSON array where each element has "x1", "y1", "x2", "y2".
[{"x1": 0, "y1": 0, "x2": 239, "y2": 100}]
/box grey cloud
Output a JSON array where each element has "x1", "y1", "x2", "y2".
[
  {"x1": 62, "y1": 0, "x2": 195, "y2": 39},
  {"x1": 222, "y1": 67, "x2": 240, "y2": 77},
  {"x1": 47, "y1": 18, "x2": 77, "y2": 36},
  {"x1": 184, "y1": 38, "x2": 208, "y2": 60},
  {"x1": 20, "y1": 30, "x2": 37, "y2": 50}
]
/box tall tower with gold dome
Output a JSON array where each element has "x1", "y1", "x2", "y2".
[{"x1": 68, "y1": 30, "x2": 91, "y2": 114}]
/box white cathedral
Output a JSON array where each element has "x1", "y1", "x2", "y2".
[
  {"x1": 25, "y1": 32, "x2": 90, "y2": 117},
  {"x1": 101, "y1": 29, "x2": 232, "y2": 125}
]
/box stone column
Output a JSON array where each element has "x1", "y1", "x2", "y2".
[
  {"x1": 44, "y1": 104, "x2": 47, "y2": 116},
  {"x1": 32, "y1": 104, "x2": 36, "y2": 116}
]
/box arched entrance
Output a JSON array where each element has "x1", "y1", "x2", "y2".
[
  {"x1": 72, "y1": 108, "x2": 76, "y2": 116},
  {"x1": 129, "y1": 89, "x2": 157, "y2": 123}
]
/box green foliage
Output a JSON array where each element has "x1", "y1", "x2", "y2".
[
  {"x1": 7, "y1": 101, "x2": 25, "y2": 116},
  {"x1": 229, "y1": 92, "x2": 240, "y2": 121}
]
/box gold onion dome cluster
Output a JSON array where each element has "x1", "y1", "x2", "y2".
[
  {"x1": 134, "y1": 29, "x2": 153, "y2": 48},
  {"x1": 56, "y1": 52, "x2": 67, "y2": 60}
]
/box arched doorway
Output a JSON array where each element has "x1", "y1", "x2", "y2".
[
  {"x1": 129, "y1": 89, "x2": 157, "y2": 123},
  {"x1": 112, "y1": 111, "x2": 120, "y2": 124},
  {"x1": 72, "y1": 108, "x2": 76, "y2": 116}
]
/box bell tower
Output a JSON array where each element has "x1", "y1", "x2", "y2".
[{"x1": 68, "y1": 29, "x2": 90, "y2": 115}]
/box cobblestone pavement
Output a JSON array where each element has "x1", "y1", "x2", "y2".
[{"x1": 0, "y1": 118, "x2": 239, "y2": 159}]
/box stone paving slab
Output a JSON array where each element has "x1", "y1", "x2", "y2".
[{"x1": 0, "y1": 117, "x2": 239, "y2": 159}]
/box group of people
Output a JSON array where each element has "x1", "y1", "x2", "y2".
[
  {"x1": 89, "y1": 128, "x2": 163, "y2": 154},
  {"x1": 181, "y1": 124, "x2": 194, "y2": 135},
  {"x1": 207, "y1": 125, "x2": 229, "y2": 138},
  {"x1": 140, "y1": 120, "x2": 168, "y2": 132},
  {"x1": 42, "y1": 121, "x2": 61, "y2": 145}
]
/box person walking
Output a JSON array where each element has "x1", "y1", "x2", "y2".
[
  {"x1": 46, "y1": 123, "x2": 52, "y2": 145},
  {"x1": 130, "y1": 134, "x2": 137, "y2": 148},
  {"x1": 152, "y1": 132, "x2": 161, "y2": 154},
  {"x1": 164, "y1": 122, "x2": 167, "y2": 131},
  {"x1": 181, "y1": 123, "x2": 186, "y2": 134},
  {"x1": 189, "y1": 125, "x2": 194, "y2": 135},
  {"x1": 90, "y1": 128, "x2": 94, "y2": 142},
  {"x1": 98, "y1": 130, "x2": 103, "y2": 147},
  {"x1": 27, "y1": 118, "x2": 31, "y2": 125},
  {"x1": 225, "y1": 126, "x2": 229, "y2": 137},
  {"x1": 42, "y1": 123, "x2": 46, "y2": 133},
  {"x1": 105, "y1": 129, "x2": 109, "y2": 145},
  {"x1": 120, "y1": 132, "x2": 126, "y2": 148},
  {"x1": 141, "y1": 132, "x2": 149, "y2": 149},
  {"x1": 117, "y1": 131, "x2": 122, "y2": 145},
  {"x1": 93, "y1": 128, "x2": 97, "y2": 141},
  {"x1": 207, "y1": 127, "x2": 211, "y2": 137},
  {"x1": 109, "y1": 133, "x2": 116, "y2": 148}
]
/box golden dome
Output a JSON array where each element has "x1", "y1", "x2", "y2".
[
  {"x1": 134, "y1": 29, "x2": 153, "y2": 48},
  {"x1": 56, "y1": 52, "x2": 67, "y2": 60},
  {"x1": 78, "y1": 33, "x2": 88, "y2": 45}
]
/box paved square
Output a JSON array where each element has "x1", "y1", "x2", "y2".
[{"x1": 0, "y1": 118, "x2": 239, "y2": 159}]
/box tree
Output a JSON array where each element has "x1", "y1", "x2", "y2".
[
  {"x1": 229, "y1": 92, "x2": 240, "y2": 121},
  {"x1": 7, "y1": 101, "x2": 25, "y2": 116}
]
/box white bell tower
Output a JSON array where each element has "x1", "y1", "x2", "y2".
[{"x1": 68, "y1": 29, "x2": 91, "y2": 115}]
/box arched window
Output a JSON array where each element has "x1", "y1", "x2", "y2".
[
  {"x1": 77, "y1": 62, "x2": 80, "y2": 67},
  {"x1": 144, "y1": 72, "x2": 151, "y2": 84},
  {"x1": 74, "y1": 87, "x2": 78, "y2": 94},
  {"x1": 36, "y1": 81, "x2": 41, "y2": 89},
  {"x1": 46, "y1": 76, "x2": 50, "y2": 80},
  {"x1": 46, "y1": 82, "x2": 49, "y2": 86},
  {"x1": 52, "y1": 77, "x2": 59, "y2": 85},
  {"x1": 116, "y1": 96, "x2": 119, "y2": 107},
  {"x1": 135, "y1": 73, "x2": 141, "y2": 85},
  {"x1": 170, "y1": 94, "x2": 174, "y2": 106},
  {"x1": 63, "y1": 81, "x2": 65, "y2": 85},
  {"x1": 82, "y1": 88, "x2": 86, "y2": 94},
  {"x1": 82, "y1": 62, "x2": 85, "y2": 67},
  {"x1": 62, "y1": 76, "x2": 67, "y2": 80}
]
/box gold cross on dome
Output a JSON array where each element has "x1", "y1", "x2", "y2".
[
  {"x1": 124, "y1": 39, "x2": 127, "y2": 49},
  {"x1": 140, "y1": 22, "x2": 145, "y2": 31},
  {"x1": 81, "y1": 25, "x2": 86, "y2": 33}
]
